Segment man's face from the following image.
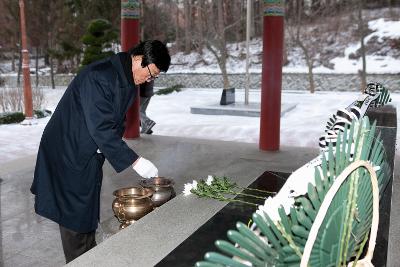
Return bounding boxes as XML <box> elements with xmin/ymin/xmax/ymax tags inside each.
<box><xmin>132</xmin><ymin>57</ymin><xmax>160</xmax><ymax>85</ymax></box>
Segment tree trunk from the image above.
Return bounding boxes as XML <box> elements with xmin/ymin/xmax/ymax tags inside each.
<box><xmin>35</xmin><ymin>47</ymin><xmax>39</xmax><ymax>88</ymax></box>
<box><xmin>152</xmin><ymin>0</ymin><xmax>157</xmax><ymax>38</ymax></box>
<box><xmin>217</xmin><ymin>1</ymin><xmax>229</xmax><ymax>89</ymax></box>
<box><xmin>197</xmin><ymin>0</ymin><xmax>204</xmax><ymax>54</ymax></box>
<box><xmin>17</xmin><ymin>48</ymin><xmax>22</xmax><ymax>87</ymax></box>
<box><xmin>11</xmin><ymin>50</ymin><xmax>16</xmax><ymax>72</ymax></box>
<box><xmin>141</xmin><ymin>0</ymin><xmax>145</xmax><ymax>41</ymax></box>
<box><xmin>287</xmin><ymin>0</ymin><xmax>295</xmax><ymax>19</ymax></box>
<box><xmin>250</xmin><ymin>0</ymin><xmax>255</xmax><ymax>38</ymax></box>
<box><xmin>206</xmin><ymin>42</ymin><xmax>229</xmax><ymax>89</ymax></box>
<box><xmin>184</xmin><ymin>0</ymin><xmax>191</xmax><ymax>54</ymax></box>
<box><xmin>388</xmin><ymin>0</ymin><xmax>396</xmax><ymax>18</ymax></box>
<box><xmin>311</xmin><ymin>0</ymin><xmax>321</xmax><ymax>15</ymax></box>
<box><xmin>50</xmin><ymin>55</ymin><xmax>55</xmax><ymax>89</ymax></box>
<box><xmin>221</xmin><ymin>62</ymin><xmax>229</xmax><ymax>89</ymax></box>
<box><xmin>283</xmin><ymin>41</ymin><xmax>289</xmax><ymax>66</ymax></box>
<box><xmin>175</xmin><ymin>0</ymin><xmax>180</xmax><ymax>48</ymax></box>
<box><xmin>307</xmin><ymin>61</ymin><xmax>315</xmax><ymax>94</ymax></box>
<box><xmin>240</xmin><ymin>0</ymin><xmax>246</xmax><ymax>42</ymax></box>
<box><xmin>299</xmin><ymin>39</ymin><xmax>315</xmax><ymax>93</ymax></box>
<box><xmin>46</xmin><ymin>10</ymin><xmax>54</xmax><ymax>88</ymax></box>
<box><xmin>357</xmin><ymin>0</ymin><xmax>367</xmax><ymax>91</ymax></box>
<box><xmin>10</xmin><ymin>35</ymin><xmax>16</xmax><ymax>72</ymax></box>
<box><xmin>297</xmin><ymin>36</ymin><xmax>315</xmax><ymax>93</ymax></box>
<box><xmin>234</xmin><ymin>1</ymin><xmax>242</xmax><ymax>50</ymax></box>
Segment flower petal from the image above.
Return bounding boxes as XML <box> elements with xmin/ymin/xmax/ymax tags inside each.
<box><xmin>192</xmin><ymin>180</ymin><xmax>198</xmax><ymax>190</ymax></box>
<box><xmin>206</xmin><ymin>175</ymin><xmax>214</xmax><ymax>185</ymax></box>
<box><xmin>183</xmin><ymin>183</ymin><xmax>193</xmax><ymax>196</ymax></box>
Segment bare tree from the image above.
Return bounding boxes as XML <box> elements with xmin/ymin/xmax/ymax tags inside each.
<box><xmin>296</xmin><ymin>35</ymin><xmax>316</xmax><ymax>93</ymax></box>
<box><xmin>175</xmin><ymin>0</ymin><xmax>181</xmax><ymax>50</ymax></box>
<box><xmin>35</xmin><ymin>47</ymin><xmax>39</xmax><ymax>87</ymax></box>
<box><xmin>287</xmin><ymin>1</ymin><xmax>314</xmax><ymax>93</ymax></box>
<box><xmin>356</xmin><ymin>0</ymin><xmax>367</xmax><ymax>91</ymax></box>
<box><xmin>11</xmin><ymin>36</ymin><xmax>16</xmax><ymax>72</ymax></box>
<box><xmin>184</xmin><ymin>0</ymin><xmax>192</xmax><ymax>54</ymax></box>
<box><xmin>196</xmin><ymin>0</ymin><xmax>205</xmax><ymax>54</ymax></box>
<box><xmin>205</xmin><ymin>1</ymin><xmax>230</xmax><ymax>88</ymax></box>
<box><xmin>286</xmin><ymin>0</ymin><xmax>329</xmax><ymax>93</ymax></box>
<box><xmin>47</xmin><ymin>1</ymin><xmax>55</xmax><ymax>88</ymax></box>
<box><xmin>17</xmin><ymin>49</ymin><xmax>22</xmax><ymax>86</ymax></box>
<box><xmin>141</xmin><ymin>0</ymin><xmax>146</xmax><ymax>41</ymax></box>
<box><xmin>234</xmin><ymin>1</ymin><xmax>244</xmax><ymax>50</ymax></box>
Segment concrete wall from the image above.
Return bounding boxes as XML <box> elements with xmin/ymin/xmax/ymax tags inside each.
<box><xmin>2</xmin><ymin>73</ymin><xmax>399</xmax><ymax>92</ymax></box>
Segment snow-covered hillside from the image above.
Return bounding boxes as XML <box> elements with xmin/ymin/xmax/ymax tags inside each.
<box><xmin>1</xmin><ymin>8</ymin><xmax>399</xmax><ymax>76</ymax></box>
<box><xmin>168</xmin><ymin>8</ymin><xmax>400</xmax><ymax>74</ymax></box>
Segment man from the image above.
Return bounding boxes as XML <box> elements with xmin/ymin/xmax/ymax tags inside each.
<box><xmin>30</xmin><ymin>40</ymin><xmax>171</xmax><ymax>263</ymax></box>
<box><xmin>139</xmin><ymin>80</ymin><xmax>156</xmax><ymax>134</ymax></box>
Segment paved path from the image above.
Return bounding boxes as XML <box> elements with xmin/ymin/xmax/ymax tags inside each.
<box><xmin>0</xmin><ymin>135</ymin><xmax>398</xmax><ymax>266</ymax></box>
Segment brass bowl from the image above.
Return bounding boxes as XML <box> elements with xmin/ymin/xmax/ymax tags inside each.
<box><xmin>112</xmin><ymin>186</ymin><xmax>154</xmax><ymax>229</ymax></box>
<box><xmin>139</xmin><ymin>177</ymin><xmax>176</xmax><ymax>207</ymax></box>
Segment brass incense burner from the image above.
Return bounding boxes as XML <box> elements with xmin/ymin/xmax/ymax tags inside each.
<box><xmin>112</xmin><ymin>186</ymin><xmax>154</xmax><ymax>229</ymax></box>
<box><xmin>139</xmin><ymin>177</ymin><xmax>176</xmax><ymax>207</ymax></box>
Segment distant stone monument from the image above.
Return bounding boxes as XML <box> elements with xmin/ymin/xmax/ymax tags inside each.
<box><xmin>220</xmin><ymin>88</ymin><xmax>235</xmax><ymax>105</ymax></box>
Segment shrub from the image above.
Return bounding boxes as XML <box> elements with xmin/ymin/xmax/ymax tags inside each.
<box><xmin>0</xmin><ymin>87</ymin><xmax>23</xmax><ymax>112</ymax></box>
<box><xmin>0</xmin><ymin>109</ymin><xmax>52</xmax><ymax>125</ymax></box>
<box><xmin>155</xmin><ymin>84</ymin><xmax>184</xmax><ymax>95</ymax></box>
<box><xmin>0</xmin><ymin>112</ymin><xmax>25</xmax><ymax>124</ymax></box>
<box><xmin>0</xmin><ymin>87</ymin><xmax>45</xmax><ymax>113</ymax></box>
<box><xmin>34</xmin><ymin>109</ymin><xmax>52</xmax><ymax>119</ymax></box>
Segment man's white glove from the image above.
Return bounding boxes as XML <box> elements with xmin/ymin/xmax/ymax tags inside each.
<box><xmin>132</xmin><ymin>157</ymin><xmax>158</xmax><ymax>178</ymax></box>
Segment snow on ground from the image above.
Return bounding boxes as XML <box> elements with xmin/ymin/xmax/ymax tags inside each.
<box><xmin>0</xmin><ymin>10</ymin><xmax>399</xmax><ymax>165</ymax></box>
<box><xmin>0</xmin><ymin>87</ymin><xmax>398</xmax><ymax>164</ymax></box>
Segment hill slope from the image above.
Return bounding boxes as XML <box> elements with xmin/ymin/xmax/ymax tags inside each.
<box><xmin>168</xmin><ymin>7</ymin><xmax>400</xmax><ymax>74</ymax></box>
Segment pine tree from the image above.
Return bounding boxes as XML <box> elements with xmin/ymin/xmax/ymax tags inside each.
<box><xmin>81</xmin><ymin>19</ymin><xmax>118</xmax><ymax>67</ymax></box>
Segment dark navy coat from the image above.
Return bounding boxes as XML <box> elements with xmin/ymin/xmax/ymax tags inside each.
<box><xmin>31</xmin><ymin>53</ymin><xmax>139</xmax><ymax>233</ymax></box>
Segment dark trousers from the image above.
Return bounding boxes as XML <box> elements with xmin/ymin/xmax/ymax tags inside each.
<box><xmin>59</xmin><ymin>225</ymin><xmax>96</xmax><ymax>263</ymax></box>
<box><xmin>140</xmin><ymin>96</ymin><xmax>152</xmax><ymax>125</ymax></box>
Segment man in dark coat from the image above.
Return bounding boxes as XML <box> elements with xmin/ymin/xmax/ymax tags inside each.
<box><xmin>30</xmin><ymin>40</ymin><xmax>171</xmax><ymax>263</ymax></box>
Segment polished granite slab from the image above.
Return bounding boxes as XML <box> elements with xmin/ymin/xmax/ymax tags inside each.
<box><xmin>156</xmin><ymin>171</ymin><xmax>289</xmax><ymax>267</ymax></box>
<box><xmin>157</xmin><ymin>157</ymin><xmax>396</xmax><ymax>267</ymax></box>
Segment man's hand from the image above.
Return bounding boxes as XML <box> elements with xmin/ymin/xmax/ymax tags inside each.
<box><xmin>132</xmin><ymin>157</ymin><xmax>158</xmax><ymax>178</ymax></box>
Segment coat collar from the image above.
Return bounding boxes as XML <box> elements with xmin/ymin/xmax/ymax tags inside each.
<box><xmin>110</xmin><ymin>52</ymin><xmax>135</xmax><ymax>89</ymax></box>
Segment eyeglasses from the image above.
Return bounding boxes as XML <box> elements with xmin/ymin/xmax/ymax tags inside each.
<box><xmin>146</xmin><ymin>65</ymin><xmax>158</xmax><ymax>81</ymax></box>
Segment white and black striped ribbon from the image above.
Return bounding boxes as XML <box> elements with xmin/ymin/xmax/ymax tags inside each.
<box><xmin>257</xmin><ymin>83</ymin><xmax>390</xmax><ymax>221</ymax></box>
<box><xmin>319</xmin><ymin>82</ymin><xmax>384</xmax><ymax>151</ymax></box>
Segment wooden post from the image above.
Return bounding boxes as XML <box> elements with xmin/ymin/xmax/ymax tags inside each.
<box><xmin>121</xmin><ymin>0</ymin><xmax>140</xmax><ymax>139</ymax></box>
<box><xmin>19</xmin><ymin>0</ymin><xmax>33</xmax><ymax>119</ymax></box>
<box><xmin>259</xmin><ymin>0</ymin><xmax>284</xmax><ymax>151</ymax></box>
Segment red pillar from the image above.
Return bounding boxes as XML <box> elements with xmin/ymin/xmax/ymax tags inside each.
<box><xmin>19</xmin><ymin>0</ymin><xmax>33</xmax><ymax>119</ymax></box>
<box><xmin>259</xmin><ymin>1</ymin><xmax>284</xmax><ymax>151</ymax></box>
<box><xmin>121</xmin><ymin>0</ymin><xmax>140</xmax><ymax>139</ymax></box>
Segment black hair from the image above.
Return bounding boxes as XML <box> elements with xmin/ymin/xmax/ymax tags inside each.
<box><xmin>128</xmin><ymin>40</ymin><xmax>171</xmax><ymax>72</ymax></box>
